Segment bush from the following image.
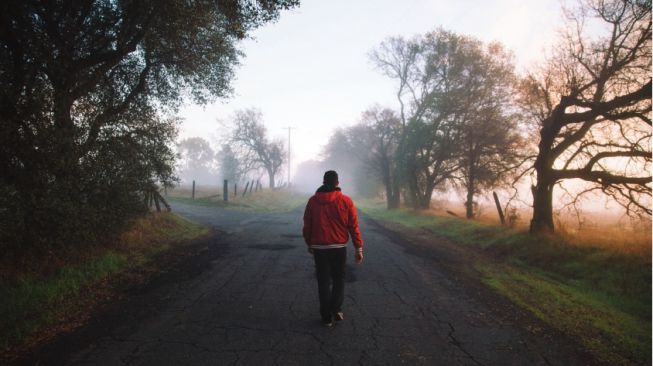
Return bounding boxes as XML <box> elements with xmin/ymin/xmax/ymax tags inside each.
<box><xmin>0</xmin><ymin>115</ymin><xmax>177</xmax><ymax>255</ymax></box>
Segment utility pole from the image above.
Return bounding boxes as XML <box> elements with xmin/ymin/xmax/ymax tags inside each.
<box><xmin>284</xmin><ymin>127</ymin><xmax>295</xmax><ymax>187</ymax></box>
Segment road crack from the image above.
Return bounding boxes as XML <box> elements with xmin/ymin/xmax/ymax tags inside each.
<box><xmin>447</xmin><ymin>322</ymin><xmax>485</xmax><ymax>366</ymax></box>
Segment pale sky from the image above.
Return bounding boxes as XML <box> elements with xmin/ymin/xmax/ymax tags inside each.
<box><xmin>178</xmin><ymin>0</ymin><xmax>564</xmax><ymax>180</ymax></box>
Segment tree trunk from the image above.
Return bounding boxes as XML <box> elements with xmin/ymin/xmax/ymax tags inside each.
<box><xmin>465</xmin><ymin>138</ymin><xmax>476</xmax><ymax>219</ymax></box>
<box><xmin>383</xmin><ymin>181</ymin><xmax>393</xmax><ymax>209</ymax></box>
<box><xmin>406</xmin><ymin>167</ymin><xmax>420</xmax><ymax>209</ymax></box>
<box><xmin>530</xmin><ymin>112</ymin><xmax>560</xmax><ymax>234</ymax></box>
<box><xmin>268</xmin><ymin>171</ymin><xmax>275</xmax><ymax>189</ymax></box>
<box><xmin>530</xmin><ymin>132</ymin><xmax>556</xmax><ymax>234</ymax></box>
<box><xmin>381</xmin><ymin>157</ymin><xmax>399</xmax><ymax>209</ymax></box>
<box><xmin>530</xmin><ymin>178</ymin><xmax>555</xmax><ymax>234</ymax></box>
<box><xmin>465</xmin><ymin>187</ymin><xmax>474</xmax><ymax>219</ymax></box>
<box><xmin>412</xmin><ymin>178</ymin><xmax>434</xmax><ymax>210</ymax></box>
<box><xmin>387</xmin><ymin>158</ymin><xmax>402</xmax><ymax>209</ymax></box>
<box><xmin>465</xmin><ymin>166</ymin><xmax>475</xmax><ymax>219</ymax></box>
<box><xmin>418</xmin><ymin>193</ymin><xmax>431</xmax><ymax>209</ymax></box>
<box><xmin>388</xmin><ymin>181</ymin><xmax>400</xmax><ymax>209</ymax></box>
<box><xmin>418</xmin><ymin>181</ymin><xmax>436</xmax><ymax>209</ymax></box>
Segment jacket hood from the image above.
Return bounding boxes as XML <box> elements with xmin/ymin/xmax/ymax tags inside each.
<box><xmin>315</xmin><ymin>185</ymin><xmax>341</xmax><ymax>203</ymax></box>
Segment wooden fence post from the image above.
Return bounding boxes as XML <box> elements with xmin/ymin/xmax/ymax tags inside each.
<box><xmin>153</xmin><ymin>192</ymin><xmax>161</xmax><ymax>212</ymax></box>
<box><xmin>157</xmin><ymin>192</ymin><xmax>171</xmax><ymax>212</ymax></box>
<box><xmin>192</xmin><ymin>180</ymin><xmax>196</xmax><ymax>200</ymax></box>
<box><xmin>223</xmin><ymin>179</ymin><xmax>228</xmax><ymax>202</ymax></box>
<box><xmin>234</xmin><ymin>183</ymin><xmax>237</xmax><ymax>197</ymax></box>
<box><xmin>493</xmin><ymin>191</ymin><xmax>505</xmax><ymax>225</ymax></box>
<box><xmin>243</xmin><ymin>181</ymin><xmax>250</xmax><ymax>197</ymax></box>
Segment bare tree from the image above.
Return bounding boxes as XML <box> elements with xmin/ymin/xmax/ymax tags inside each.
<box><xmin>520</xmin><ymin>0</ymin><xmax>651</xmax><ymax>234</ymax></box>
<box><xmin>228</xmin><ymin>109</ymin><xmax>285</xmax><ymax>188</ymax></box>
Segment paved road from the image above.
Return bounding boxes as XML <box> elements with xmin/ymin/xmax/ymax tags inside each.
<box><xmin>62</xmin><ymin>202</ymin><xmax>588</xmax><ymax>366</ymax></box>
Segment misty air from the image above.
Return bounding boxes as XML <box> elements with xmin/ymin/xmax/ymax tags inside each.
<box><xmin>1</xmin><ymin>1</ymin><xmax>650</xmax><ymax>365</ymax></box>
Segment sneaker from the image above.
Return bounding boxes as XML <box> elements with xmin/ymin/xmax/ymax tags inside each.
<box><xmin>334</xmin><ymin>312</ymin><xmax>344</xmax><ymax>321</ymax></box>
<box><xmin>322</xmin><ymin>319</ymin><xmax>334</xmax><ymax>327</ymax></box>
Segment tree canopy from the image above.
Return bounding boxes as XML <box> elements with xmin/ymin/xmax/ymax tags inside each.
<box><xmin>370</xmin><ymin>29</ymin><xmax>523</xmax><ymax>210</ymax></box>
<box><xmin>0</xmin><ymin>0</ymin><xmax>298</xmax><ymax>251</ymax></box>
<box><xmin>177</xmin><ymin>137</ymin><xmax>218</xmax><ymax>184</ymax></box>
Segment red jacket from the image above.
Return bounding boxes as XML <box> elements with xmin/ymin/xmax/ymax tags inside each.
<box><xmin>303</xmin><ymin>188</ymin><xmax>363</xmax><ymax>250</ymax></box>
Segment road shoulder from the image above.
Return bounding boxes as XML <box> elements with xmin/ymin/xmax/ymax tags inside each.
<box><xmin>364</xmin><ymin>215</ymin><xmax>602</xmax><ymax>366</ymax></box>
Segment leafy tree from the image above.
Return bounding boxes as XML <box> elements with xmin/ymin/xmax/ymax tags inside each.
<box><xmin>360</xmin><ymin>106</ymin><xmax>402</xmax><ymax>207</ymax></box>
<box><xmin>372</xmin><ymin>30</ymin><xmax>519</xmax><ymax>210</ymax></box>
<box><xmin>217</xmin><ymin>143</ymin><xmax>243</xmax><ymax>184</ymax></box>
<box><xmin>228</xmin><ymin>109</ymin><xmax>285</xmax><ymax>188</ymax></box>
<box><xmin>457</xmin><ymin>110</ymin><xmax>524</xmax><ymax>219</ymax></box>
<box><xmin>322</xmin><ymin>124</ymin><xmax>382</xmax><ymax>198</ymax></box>
<box><xmin>452</xmin><ymin>43</ymin><xmax>523</xmax><ymax>219</ymax></box>
<box><xmin>0</xmin><ymin>0</ymin><xmax>298</xmax><ymax>251</ymax></box>
<box><xmin>177</xmin><ymin>137</ymin><xmax>217</xmax><ymax>184</ymax></box>
<box><xmin>520</xmin><ymin>0</ymin><xmax>651</xmax><ymax>233</ymax></box>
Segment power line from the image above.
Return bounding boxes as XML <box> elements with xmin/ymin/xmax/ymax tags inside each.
<box><xmin>283</xmin><ymin>127</ymin><xmax>296</xmax><ymax>187</ymax></box>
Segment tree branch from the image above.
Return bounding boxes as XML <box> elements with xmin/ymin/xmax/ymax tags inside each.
<box><xmin>562</xmin><ymin>79</ymin><xmax>652</xmax><ymax>125</ymax></box>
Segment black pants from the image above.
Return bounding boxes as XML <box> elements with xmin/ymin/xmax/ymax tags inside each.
<box><xmin>313</xmin><ymin>247</ymin><xmax>346</xmax><ymax>322</ymax></box>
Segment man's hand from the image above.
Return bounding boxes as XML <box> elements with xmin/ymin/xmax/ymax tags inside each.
<box><xmin>355</xmin><ymin>250</ymin><xmax>363</xmax><ymax>264</ymax></box>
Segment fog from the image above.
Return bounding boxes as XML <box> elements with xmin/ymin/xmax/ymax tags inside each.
<box><xmin>173</xmin><ymin>0</ymin><xmax>650</xmax><ymax>232</ymax></box>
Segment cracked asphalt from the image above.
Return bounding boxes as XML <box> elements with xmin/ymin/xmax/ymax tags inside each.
<box><xmin>57</xmin><ymin>202</ymin><xmax>590</xmax><ymax>366</ymax></box>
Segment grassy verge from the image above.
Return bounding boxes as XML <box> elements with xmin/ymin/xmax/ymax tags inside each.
<box><xmin>359</xmin><ymin>201</ymin><xmax>651</xmax><ymax>365</ymax></box>
<box><xmin>168</xmin><ymin>189</ymin><xmax>309</xmax><ymax>213</ymax></box>
<box><xmin>0</xmin><ymin>212</ymin><xmax>209</xmax><ymax>359</ymax></box>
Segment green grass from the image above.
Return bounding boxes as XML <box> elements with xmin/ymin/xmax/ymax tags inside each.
<box><xmin>0</xmin><ymin>253</ymin><xmax>127</xmax><ymax>350</ymax></box>
<box><xmin>359</xmin><ymin>201</ymin><xmax>651</xmax><ymax>365</ymax></box>
<box><xmin>359</xmin><ymin>202</ymin><xmax>518</xmax><ymax>248</ymax></box>
<box><xmin>0</xmin><ymin>212</ymin><xmax>209</xmax><ymax>356</ymax></box>
<box><xmin>479</xmin><ymin>265</ymin><xmax>648</xmax><ymax>365</ymax></box>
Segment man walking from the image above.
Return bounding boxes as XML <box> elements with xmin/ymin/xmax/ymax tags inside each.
<box><xmin>303</xmin><ymin>170</ymin><xmax>363</xmax><ymax>326</ymax></box>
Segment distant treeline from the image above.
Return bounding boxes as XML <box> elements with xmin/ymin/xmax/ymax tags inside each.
<box><xmin>176</xmin><ymin>108</ymin><xmax>288</xmax><ymax>192</ymax></box>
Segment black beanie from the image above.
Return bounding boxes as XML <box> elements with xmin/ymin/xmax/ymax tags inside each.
<box><xmin>323</xmin><ymin>170</ymin><xmax>338</xmax><ymax>186</ymax></box>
